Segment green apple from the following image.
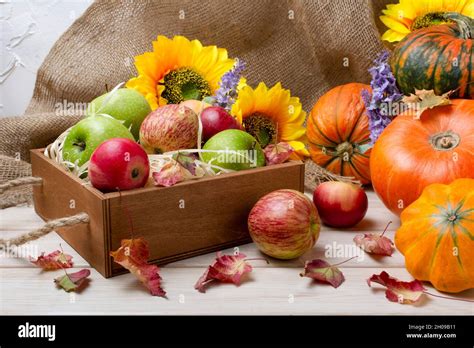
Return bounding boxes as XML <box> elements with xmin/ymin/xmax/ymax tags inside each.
<box><xmin>87</xmin><ymin>88</ymin><xmax>151</xmax><ymax>139</ymax></box>
<box><xmin>201</xmin><ymin>129</ymin><xmax>265</xmax><ymax>171</ymax></box>
<box><xmin>63</xmin><ymin>116</ymin><xmax>134</xmax><ymax>166</ymax></box>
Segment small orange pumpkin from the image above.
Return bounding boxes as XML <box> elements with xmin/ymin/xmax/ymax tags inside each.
<box><xmin>395</xmin><ymin>178</ymin><xmax>474</xmax><ymax>293</ymax></box>
<box><xmin>307</xmin><ymin>83</ymin><xmax>372</xmax><ymax>184</ymax></box>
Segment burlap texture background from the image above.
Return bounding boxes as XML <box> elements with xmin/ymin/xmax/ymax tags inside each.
<box><xmin>0</xmin><ymin>0</ymin><xmax>392</xmax><ymax>166</ymax></box>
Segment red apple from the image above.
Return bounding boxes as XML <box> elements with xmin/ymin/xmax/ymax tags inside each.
<box><xmin>312</xmin><ymin>181</ymin><xmax>368</xmax><ymax>228</ymax></box>
<box><xmin>140</xmin><ymin>104</ymin><xmax>198</xmax><ymax>153</ymax></box>
<box><xmin>248</xmin><ymin>189</ymin><xmax>320</xmax><ymax>259</ymax></box>
<box><xmin>89</xmin><ymin>138</ymin><xmax>149</xmax><ymax>192</ymax></box>
<box><xmin>200</xmin><ymin>106</ymin><xmax>241</xmax><ymax>141</ymax></box>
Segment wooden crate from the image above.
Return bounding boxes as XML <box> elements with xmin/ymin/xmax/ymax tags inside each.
<box><xmin>30</xmin><ymin>149</ymin><xmax>305</xmax><ymax>278</ymax></box>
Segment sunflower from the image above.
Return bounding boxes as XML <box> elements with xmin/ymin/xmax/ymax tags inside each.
<box><xmin>380</xmin><ymin>0</ymin><xmax>474</xmax><ymax>42</ymax></box>
<box><xmin>126</xmin><ymin>36</ymin><xmax>235</xmax><ymax>110</ymax></box>
<box><xmin>231</xmin><ymin>82</ymin><xmax>309</xmax><ymax>159</ymax></box>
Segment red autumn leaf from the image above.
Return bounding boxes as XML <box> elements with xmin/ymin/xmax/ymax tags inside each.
<box><xmin>367</xmin><ymin>271</ymin><xmax>425</xmax><ymax>304</ymax></box>
<box><xmin>195</xmin><ymin>252</ymin><xmax>253</xmax><ymax>292</ymax></box>
<box><xmin>54</xmin><ymin>269</ymin><xmax>90</xmax><ymax>292</ymax></box>
<box><xmin>110</xmin><ymin>238</ymin><xmax>166</xmax><ymax>297</ymax></box>
<box><xmin>300</xmin><ymin>259</ymin><xmax>345</xmax><ymax>288</ymax></box>
<box><xmin>30</xmin><ymin>250</ymin><xmax>73</xmax><ymax>270</ymax></box>
<box><xmin>354</xmin><ymin>221</ymin><xmax>394</xmax><ymax>256</ymax></box>
<box><xmin>263</xmin><ymin>142</ymin><xmax>294</xmax><ymax>165</ymax></box>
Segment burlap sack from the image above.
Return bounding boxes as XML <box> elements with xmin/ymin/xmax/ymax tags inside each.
<box><xmin>0</xmin><ymin>0</ymin><xmax>393</xmax><ymax>167</ymax></box>
<box><xmin>0</xmin><ymin>155</ymin><xmax>34</xmax><ymax>208</ymax></box>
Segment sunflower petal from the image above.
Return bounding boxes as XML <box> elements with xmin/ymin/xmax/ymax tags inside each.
<box><xmin>127</xmin><ymin>35</ymin><xmax>234</xmax><ymax>108</ymax></box>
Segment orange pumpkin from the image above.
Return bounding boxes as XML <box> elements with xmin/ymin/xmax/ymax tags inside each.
<box><xmin>395</xmin><ymin>178</ymin><xmax>474</xmax><ymax>293</ymax></box>
<box><xmin>307</xmin><ymin>83</ymin><xmax>372</xmax><ymax>185</ymax></box>
<box><xmin>371</xmin><ymin>99</ymin><xmax>474</xmax><ymax>216</ymax></box>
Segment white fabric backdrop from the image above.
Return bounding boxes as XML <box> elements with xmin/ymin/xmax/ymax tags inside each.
<box><xmin>0</xmin><ymin>0</ymin><xmax>90</xmax><ymax>117</ymax></box>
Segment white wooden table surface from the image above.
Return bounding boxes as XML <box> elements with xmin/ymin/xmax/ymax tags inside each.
<box><xmin>1</xmin><ymin>191</ymin><xmax>473</xmax><ymax>315</ymax></box>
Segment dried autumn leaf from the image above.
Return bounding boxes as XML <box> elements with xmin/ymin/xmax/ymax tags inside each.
<box><xmin>110</xmin><ymin>238</ymin><xmax>165</xmax><ymax>297</ymax></box>
<box><xmin>54</xmin><ymin>269</ymin><xmax>90</xmax><ymax>292</ymax></box>
<box><xmin>152</xmin><ymin>153</ymin><xmax>206</xmax><ymax>187</ymax></box>
<box><xmin>353</xmin><ymin>222</ymin><xmax>394</xmax><ymax>256</ymax></box>
<box><xmin>367</xmin><ymin>271</ymin><xmax>425</xmax><ymax>304</ymax></box>
<box><xmin>195</xmin><ymin>252</ymin><xmax>253</xmax><ymax>293</ymax></box>
<box><xmin>402</xmin><ymin>89</ymin><xmax>451</xmax><ymax>119</ymax></box>
<box><xmin>30</xmin><ymin>250</ymin><xmax>73</xmax><ymax>270</ymax></box>
<box><xmin>264</xmin><ymin>142</ymin><xmax>294</xmax><ymax>165</ymax></box>
<box><xmin>152</xmin><ymin>161</ymin><xmax>187</xmax><ymax>187</ymax></box>
<box><xmin>300</xmin><ymin>259</ymin><xmax>345</xmax><ymax>288</ymax></box>
<box><xmin>174</xmin><ymin>152</ymin><xmax>198</xmax><ymax>175</ymax></box>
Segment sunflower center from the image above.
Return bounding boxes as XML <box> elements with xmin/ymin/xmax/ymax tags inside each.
<box><xmin>160</xmin><ymin>67</ymin><xmax>212</xmax><ymax>104</ymax></box>
<box><xmin>243</xmin><ymin>113</ymin><xmax>277</xmax><ymax>147</ymax></box>
<box><xmin>411</xmin><ymin>12</ymin><xmax>452</xmax><ymax>31</ymax></box>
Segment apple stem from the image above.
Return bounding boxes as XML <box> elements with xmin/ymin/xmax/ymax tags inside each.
<box><xmin>332</xmin><ymin>255</ymin><xmax>358</xmax><ymax>267</ymax></box>
<box><xmin>244</xmin><ymin>257</ymin><xmax>270</xmax><ymax>264</ymax></box>
<box><xmin>423</xmin><ymin>291</ymin><xmax>474</xmax><ymax>303</ymax></box>
<box><xmin>381</xmin><ymin>221</ymin><xmax>392</xmax><ymax>237</ymax></box>
<box><xmin>105</xmin><ymin>84</ymin><xmax>109</xmax><ymax>93</ymax></box>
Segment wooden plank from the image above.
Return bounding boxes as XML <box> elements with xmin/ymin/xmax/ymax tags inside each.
<box><xmin>0</xmin><ymin>205</ymin><xmax>405</xmax><ymax>269</ymax></box>
<box><xmin>30</xmin><ymin>149</ymin><xmax>108</xmax><ymax>276</ymax></box>
<box><xmin>1</xmin><ymin>267</ymin><xmax>472</xmax><ymax>315</ymax></box>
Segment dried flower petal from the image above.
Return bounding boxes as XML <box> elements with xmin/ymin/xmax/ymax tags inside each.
<box><xmin>367</xmin><ymin>271</ymin><xmax>425</xmax><ymax>304</ymax></box>
<box><xmin>300</xmin><ymin>259</ymin><xmax>345</xmax><ymax>288</ymax></box>
<box><xmin>195</xmin><ymin>252</ymin><xmax>253</xmax><ymax>292</ymax></box>
<box><xmin>110</xmin><ymin>238</ymin><xmax>165</xmax><ymax>297</ymax></box>
<box><xmin>264</xmin><ymin>142</ymin><xmax>294</xmax><ymax>165</ymax></box>
<box><xmin>30</xmin><ymin>250</ymin><xmax>73</xmax><ymax>270</ymax></box>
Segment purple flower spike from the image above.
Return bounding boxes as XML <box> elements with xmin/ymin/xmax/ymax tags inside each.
<box><xmin>213</xmin><ymin>59</ymin><xmax>246</xmax><ymax>111</ymax></box>
<box><xmin>362</xmin><ymin>51</ymin><xmax>403</xmax><ymax>145</ymax></box>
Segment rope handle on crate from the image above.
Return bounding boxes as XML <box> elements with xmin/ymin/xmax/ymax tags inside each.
<box><xmin>0</xmin><ymin>176</ymin><xmax>90</xmax><ymax>248</ymax></box>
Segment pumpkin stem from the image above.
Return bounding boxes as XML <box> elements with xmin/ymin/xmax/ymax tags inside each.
<box><xmin>442</xmin><ymin>12</ymin><xmax>474</xmax><ymax>39</ymax></box>
<box><xmin>429</xmin><ymin>131</ymin><xmax>460</xmax><ymax>152</ymax></box>
<box><xmin>336</xmin><ymin>142</ymin><xmax>354</xmax><ymax>160</ymax></box>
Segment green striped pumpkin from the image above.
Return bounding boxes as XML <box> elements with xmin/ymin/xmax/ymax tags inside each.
<box><xmin>391</xmin><ymin>13</ymin><xmax>473</xmax><ymax>99</ymax></box>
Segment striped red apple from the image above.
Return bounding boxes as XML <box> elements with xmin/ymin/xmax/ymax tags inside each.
<box><xmin>248</xmin><ymin>189</ymin><xmax>320</xmax><ymax>259</ymax></box>
<box><xmin>312</xmin><ymin>181</ymin><xmax>368</xmax><ymax>227</ymax></box>
<box><xmin>139</xmin><ymin>104</ymin><xmax>198</xmax><ymax>154</ymax></box>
